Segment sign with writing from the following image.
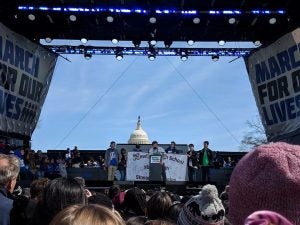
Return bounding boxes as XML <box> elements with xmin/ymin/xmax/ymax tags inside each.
<box><xmin>244</xmin><ymin>28</ymin><xmax>300</xmax><ymax>141</ymax></box>
<box><xmin>126</xmin><ymin>152</ymin><xmax>187</xmax><ymax>181</ymax></box>
<box><xmin>0</xmin><ymin>23</ymin><xmax>57</xmax><ymax>137</ymax></box>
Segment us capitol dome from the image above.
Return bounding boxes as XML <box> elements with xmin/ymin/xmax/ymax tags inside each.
<box><xmin>128</xmin><ymin>116</ymin><xmax>150</xmax><ymax>144</ymax></box>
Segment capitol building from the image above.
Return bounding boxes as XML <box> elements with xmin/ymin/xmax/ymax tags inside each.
<box><xmin>128</xmin><ymin>116</ymin><xmax>150</xmax><ymax>144</ymax></box>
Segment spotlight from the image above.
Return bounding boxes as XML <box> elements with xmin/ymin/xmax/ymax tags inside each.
<box><xmin>149</xmin><ymin>40</ymin><xmax>157</xmax><ymax>46</ymax></box>
<box><xmin>193</xmin><ymin>17</ymin><xmax>200</xmax><ymax>24</ymax></box>
<box><xmin>84</xmin><ymin>53</ymin><xmax>92</xmax><ymax>60</ymax></box>
<box><xmin>187</xmin><ymin>40</ymin><xmax>194</xmax><ymax>46</ymax></box>
<box><xmin>269</xmin><ymin>17</ymin><xmax>276</xmax><ymax>24</ymax></box>
<box><xmin>28</xmin><ymin>14</ymin><xmax>35</xmax><ymax>21</ymax></box>
<box><xmin>69</xmin><ymin>14</ymin><xmax>77</xmax><ymax>22</ymax></box>
<box><xmin>111</xmin><ymin>38</ymin><xmax>119</xmax><ymax>44</ymax></box>
<box><xmin>228</xmin><ymin>17</ymin><xmax>236</xmax><ymax>24</ymax></box>
<box><xmin>149</xmin><ymin>17</ymin><xmax>157</xmax><ymax>24</ymax></box>
<box><xmin>164</xmin><ymin>40</ymin><xmax>173</xmax><ymax>48</ymax></box>
<box><xmin>212</xmin><ymin>54</ymin><xmax>219</xmax><ymax>62</ymax></box>
<box><xmin>81</xmin><ymin>38</ymin><xmax>88</xmax><ymax>44</ymax></box>
<box><xmin>218</xmin><ymin>40</ymin><xmax>226</xmax><ymax>46</ymax></box>
<box><xmin>116</xmin><ymin>52</ymin><xmax>123</xmax><ymax>61</ymax></box>
<box><xmin>180</xmin><ymin>51</ymin><xmax>188</xmax><ymax>61</ymax></box>
<box><xmin>253</xmin><ymin>40</ymin><xmax>261</xmax><ymax>47</ymax></box>
<box><xmin>106</xmin><ymin>16</ymin><xmax>114</xmax><ymax>23</ymax></box>
<box><xmin>45</xmin><ymin>37</ymin><xmax>52</xmax><ymax>43</ymax></box>
<box><xmin>148</xmin><ymin>54</ymin><xmax>156</xmax><ymax>61</ymax></box>
<box><xmin>132</xmin><ymin>40</ymin><xmax>141</xmax><ymax>48</ymax></box>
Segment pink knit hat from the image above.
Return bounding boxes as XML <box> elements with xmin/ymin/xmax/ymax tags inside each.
<box><xmin>244</xmin><ymin>210</ymin><xmax>293</xmax><ymax>225</ymax></box>
<box><xmin>229</xmin><ymin>142</ymin><xmax>300</xmax><ymax>225</ymax></box>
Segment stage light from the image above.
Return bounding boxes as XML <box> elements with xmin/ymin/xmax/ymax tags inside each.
<box><xmin>218</xmin><ymin>40</ymin><xmax>226</xmax><ymax>46</ymax></box>
<box><xmin>132</xmin><ymin>40</ymin><xmax>141</xmax><ymax>48</ymax></box>
<box><xmin>253</xmin><ymin>40</ymin><xmax>261</xmax><ymax>47</ymax></box>
<box><xmin>106</xmin><ymin>15</ymin><xmax>114</xmax><ymax>23</ymax></box>
<box><xmin>69</xmin><ymin>14</ymin><xmax>77</xmax><ymax>22</ymax></box>
<box><xmin>180</xmin><ymin>51</ymin><xmax>188</xmax><ymax>61</ymax></box>
<box><xmin>28</xmin><ymin>14</ymin><xmax>35</xmax><ymax>21</ymax></box>
<box><xmin>149</xmin><ymin>40</ymin><xmax>157</xmax><ymax>46</ymax></box>
<box><xmin>212</xmin><ymin>54</ymin><xmax>219</xmax><ymax>62</ymax></box>
<box><xmin>148</xmin><ymin>54</ymin><xmax>156</xmax><ymax>61</ymax></box>
<box><xmin>228</xmin><ymin>17</ymin><xmax>236</xmax><ymax>24</ymax></box>
<box><xmin>187</xmin><ymin>40</ymin><xmax>194</xmax><ymax>46</ymax></box>
<box><xmin>45</xmin><ymin>37</ymin><xmax>52</xmax><ymax>43</ymax></box>
<box><xmin>164</xmin><ymin>40</ymin><xmax>173</xmax><ymax>48</ymax></box>
<box><xmin>116</xmin><ymin>52</ymin><xmax>123</xmax><ymax>60</ymax></box>
<box><xmin>269</xmin><ymin>17</ymin><xmax>276</xmax><ymax>24</ymax></box>
<box><xmin>84</xmin><ymin>52</ymin><xmax>92</xmax><ymax>60</ymax></box>
<box><xmin>111</xmin><ymin>38</ymin><xmax>119</xmax><ymax>44</ymax></box>
<box><xmin>149</xmin><ymin>17</ymin><xmax>156</xmax><ymax>24</ymax></box>
<box><xmin>193</xmin><ymin>17</ymin><xmax>200</xmax><ymax>24</ymax></box>
<box><xmin>80</xmin><ymin>38</ymin><xmax>88</xmax><ymax>44</ymax></box>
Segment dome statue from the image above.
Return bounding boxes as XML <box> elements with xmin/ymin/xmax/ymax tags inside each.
<box><xmin>128</xmin><ymin>116</ymin><xmax>150</xmax><ymax>144</ymax></box>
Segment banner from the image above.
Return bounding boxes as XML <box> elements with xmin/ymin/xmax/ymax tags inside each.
<box><xmin>0</xmin><ymin>23</ymin><xmax>57</xmax><ymax>137</ymax></box>
<box><xmin>126</xmin><ymin>152</ymin><xmax>187</xmax><ymax>181</ymax></box>
<box><xmin>244</xmin><ymin>28</ymin><xmax>300</xmax><ymax>141</ymax></box>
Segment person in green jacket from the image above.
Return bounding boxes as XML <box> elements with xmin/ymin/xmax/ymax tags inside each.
<box><xmin>198</xmin><ymin>141</ymin><xmax>213</xmax><ymax>183</ymax></box>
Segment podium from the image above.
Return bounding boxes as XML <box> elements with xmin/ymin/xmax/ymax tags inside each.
<box><xmin>149</xmin><ymin>154</ymin><xmax>163</xmax><ymax>181</ymax></box>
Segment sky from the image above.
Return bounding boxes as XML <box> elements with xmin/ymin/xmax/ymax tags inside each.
<box><xmin>31</xmin><ymin>40</ymin><xmax>259</xmax><ymax>152</ymax></box>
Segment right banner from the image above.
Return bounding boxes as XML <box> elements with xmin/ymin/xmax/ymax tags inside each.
<box><xmin>244</xmin><ymin>28</ymin><xmax>300</xmax><ymax>141</ymax></box>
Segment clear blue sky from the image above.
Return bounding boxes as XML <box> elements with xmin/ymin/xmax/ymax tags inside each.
<box><xmin>31</xmin><ymin>40</ymin><xmax>259</xmax><ymax>151</ymax></box>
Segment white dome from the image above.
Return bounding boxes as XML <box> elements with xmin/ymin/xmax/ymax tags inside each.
<box><xmin>128</xmin><ymin>116</ymin><xmax>150</xmax><ymax>144</ymax></box>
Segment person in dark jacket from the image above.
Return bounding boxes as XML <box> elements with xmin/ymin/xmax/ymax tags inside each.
<box><xmin>0</xmin><ymin>154</ymin><xmax>20</xmax><ymax>225</ymax></box>
<box><xmin>198</xmin><ymin>141</ymin><xmax>213</xmax><ymax>183</ymax></box>
<box><xmin>187</xmin><ymin>144</ymin><xmax>198</xmax><ymax>182</ymax></box>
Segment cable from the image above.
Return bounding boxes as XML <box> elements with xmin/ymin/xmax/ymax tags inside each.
<box><xmin>54</xmin><ymin>57</ymin><xmax>138</xmax><ymax>149</ymax></box>
<box><xmin>165</xmin><ymin>57</ymin><xmax>240</xmax><ymax>145</ymax></box>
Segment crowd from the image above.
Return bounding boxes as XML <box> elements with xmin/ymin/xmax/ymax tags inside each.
<box><xmin>0</xmin><ymin>141</ymin><xmax>299</xmax><ymax>225</ymax></box>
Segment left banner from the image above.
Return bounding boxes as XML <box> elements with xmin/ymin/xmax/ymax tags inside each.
<box><xmin>0</xmin><ymin>23</ymin><xmax>58</xmax><ymax>137</ymax></box>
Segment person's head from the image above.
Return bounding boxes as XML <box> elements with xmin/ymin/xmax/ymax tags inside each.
<box><xmin>121</xmin><ymin>148</ymin><xmax>127</xmax><ymax>155</ymax></box>
<box><xmin>146</xmin><ymin>191</ymin><xmax>173</xmax><ymax>220</ymax></box>
<box><xmin>30</xmin><ymin>178</ymin><xmax>50</xmax><ymax>202</ymax></box>
<box><xmin>152</xmin><ymin>141</ymin><xmax>158</xmax><ymax>149</ymax></box>
<box><xmin>108</xmin><ymin>184</ymin><xmax>121</xmax><ymax>199</ymax></box>
<box><xmin>126</xmin><ymin>216</ymin><xmax>148</xmax><ymax>225</ymax></box>
<box><xmin>188</xmin><ymin>144</ymin><xmax>194</xmax><ymax>151</ymax></box>
<box><xmin>110</xmin><ymin>141</ymin><xmax>116</xmax><ymax>149</ymax></box>
<box><xmin>229</xmin><ymin>142</ymin><xmax>300</xmax><ymax>225</ymax></box>
<box><xmin>0</xmin><ymin>154</ymin><xmax>20</xmax><ymax>193</ymax></box>
<box><xmin>203</xmin><ymin>141</ymin><xmax>209</xmax><ymax>148</ymax></box>
<box><xmin>88</xmin><ymin>193</ymin><xmax>113</xmax><ymax>209</ymax></box>
<box><xmin>135</xmin><ymin>144</ymin><xmax>140</xmax><ymax>149</ymax></box>
<box><xmin>49</xmin><ymin>204</ymin><xmax>125</xmax><ymax>225</ymax></box>
<box><xmin>44</xmin><ymin>177</ymin><xmax>86</xmax><ymax>218</ymax></box>
<box><xmin>166</xmin><ymin>202</ymin><xmax>184</xmax><ymax>223</ymax></box>
<box><xmin>123</xmin><ymin>187</ymin><xmax>147</xmax><ymax>216</ymax></box>
<box><xmin>74</xmin><ymin>176</ymin><xmax>86</xmax><ymax>188</ymax></box>
<box><xmin>170</xmin><ymin>141</ymin><xmax>176</xmax><ymax>148</ymax></box>
<box><xmin>178</xmin><ymin>184</ymin><xmax>225</xmax><ymax>225</ymax></box>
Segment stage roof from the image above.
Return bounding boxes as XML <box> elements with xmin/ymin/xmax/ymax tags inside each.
<box><xmin>1</xmin><ymin>0</ymin><xmax>299</xmax><ymax>46</ymax></box>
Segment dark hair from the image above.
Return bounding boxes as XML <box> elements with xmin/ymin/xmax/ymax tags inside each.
<box><xmin>30</xmin><ymin>178</ymin><xmax>50</xmax><ymax>202</ymax></box>
<box><xmin>123</xmin><ymin>187</ymin><xmax>146</xmax><ymax>216</ymax></box>
<box><xmin>88</xmin><ymin>193</ymin><xmax>113</xmax><ymax>209</ymax></box>
<box><xmin>204</xmin><ymin>141</ymin><xmax>209</xmax><ymax>145</ymax></box>
<box><xmin>110</xmin><ymin>141</ymin><xmax>116</xmax><ymax>145</ymax></box>
<box><xmin>135</xmin><ymin>144</ymin><xmax>140</xmax><ymax>149</ymax></box>
<box><xmin>108</xmin><ymin>184</ymin><xmax>120</xmax><ymax>199</ymax></box>
<box><xmin>126</xmin><ymin>216</ymin><xmax>148</xmax><ymax>225</ymax></box>
<box><xmin>74</xmin><ymin>176</ymin><xmax>86</xmax><ymax>187</ymax></box>
<box><xmin>188</xmin><ymin>144</ymin><xmax>194</xmax><ymax>147</ymax></box>
<box><xmin>152</xmin><ymin>141</ymin><xmax>158</xmax><ymax>145</ymax></box>
<box><xmin>166</xmin><ymin>203</ymin><xmax>183</xmax><ymax>223</ymax></box>
<box><xmin>171</xmin><ymin>141</ymin><xmax>176</xmax><ymax>145</ymax></box>
<box><xmin>146</xmin><ymin>192</ymin><xmax>172</xmax><ymax>220</ymax></box>
<box><xmin>44</xmin><ymin>177</ymin><xmax>86</xmax><ymax>218</ymax></box>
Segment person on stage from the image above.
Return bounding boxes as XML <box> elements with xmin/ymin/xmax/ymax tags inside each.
<box><xmin>148</xmin><ymin>141</ymin><xmax>166</xmax><ymax>181</ymax></box>
<box><xmin>118</xmin><ymin>148</ymin><xmax>127</xmax><ymax>181</ymax></box>
<box><xmin>187</xmin><ymin>144</ymin><xmax>198</xmax><ymax>182</ymax></box>
<box><xmin>165</xmin><ymin>141</ymin><xmax>178</xmax><ymax>154</ymax></box>
<box><xmin>104</xmin><ymin>141</ymin><xmax>119</xmax><ymax>181</ymax></box>
<box><xmin>198</xmin><ymin>141</ymin><xmax>213</xmax><ymax>183</ymax></box>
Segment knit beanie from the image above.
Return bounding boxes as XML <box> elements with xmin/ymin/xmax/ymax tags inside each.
<box><xmin>244</xmin><ymin>210</ymin><xmax>293</xmax><ymax>225</ymax></box>
<box><xmin>178</xmin><ymin>184</ymin><xmax>225</xmax><ymax>225</ymax></box>
<box><xmin>229</xmin><ymin>142</ymin><xmax>300</xmax><ymax>225</ymax></box>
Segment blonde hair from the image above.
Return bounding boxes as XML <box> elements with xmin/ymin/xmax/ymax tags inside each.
<box><xmin>0</xmin><ymin>154</ymin><xmax>20</xmax><ymax>186</ymax></box>
<box><xmin>50</xmin><ymin>204</ymin><xmax>125</xmax><ymax>225</ymax></box>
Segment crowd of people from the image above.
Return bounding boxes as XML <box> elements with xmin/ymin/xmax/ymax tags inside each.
<box><xmin>0</xmin><ymin>141</ymin><xmax>299</xmax><ymax>225</ymax></box>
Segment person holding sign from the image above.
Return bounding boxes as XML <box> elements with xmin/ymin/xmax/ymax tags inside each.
<box><xmin>198</xmin><ymin>141</ymin><xmax>213</xmax><ymax>183</ymax></box>
<box><xmin>104</xmin><ymin>141</ymin><xmax>119</xmax><ymax>181</ymax></box>
<box><xmin>148</xmin><ymin>141</ymin><xmax>166</xmax><ymax>181</ymax></box>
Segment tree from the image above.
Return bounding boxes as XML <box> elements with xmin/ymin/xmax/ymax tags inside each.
<box><xmin>239</xmin><ymin>116</ymin><xmax>268</xmax><ymax>151</ymax></box>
